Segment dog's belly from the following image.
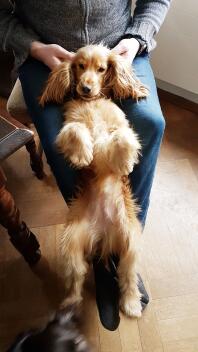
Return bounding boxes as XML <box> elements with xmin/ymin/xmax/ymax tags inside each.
<box><xmin>89</xmin><ymin>177</ymin><xmax>118</xmax><ymax>225</ymax></box>
<box><xmin>92</xmin><ymin>192</ymin><xmax>116</xmax><ymax>232</ymax></box>
<box><xmin>86</xmin><ymin>175</ymin><xmax>126</xmax><ymax>256</ymax></box>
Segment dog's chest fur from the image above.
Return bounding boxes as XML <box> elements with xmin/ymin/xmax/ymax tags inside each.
<box><xmin>65</xmin><ymin>98</ymin><xmax>127</xmax><ymax>139</ymax></box>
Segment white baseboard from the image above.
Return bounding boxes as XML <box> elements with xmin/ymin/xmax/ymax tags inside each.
<box><xmin>156</xmin><ymin>79</ymin><xmax>198</xmax><ymax>104</ymax></box>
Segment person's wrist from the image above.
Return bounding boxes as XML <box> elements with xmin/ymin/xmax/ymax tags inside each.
<box><xmin>132</xmin><ymin>37</ymin><xmax>147</xmax><ymax>56</ymax></box>
<box><xmin>129</xmin><ymin>38</ymin><xmax>140</xmax><ymax>50</ymax></box>
<box><xmin>128</xmin><ymin>38</ymin><xmax>140</xmax><ymax>57</ymax></box>
<box><xmin>30</xmin><ymin>41</ymin><xmax>46</xmax><ymax>58</ymax></box>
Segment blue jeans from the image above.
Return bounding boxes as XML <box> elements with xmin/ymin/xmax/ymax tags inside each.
<box><xmin>19</xmin><ymin>53</ymin><xmax>165</xmax><ymax>226</ymax></box>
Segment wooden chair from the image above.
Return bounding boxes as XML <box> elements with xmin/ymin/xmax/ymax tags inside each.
<box><xmin>0</xmin><ymin>115</ymin><xmax>41</xmax><ymax>266</ymax></box>
<box><xmin>7</xmin><ymin>78</ymin><xmax>44</xmax><ymax>179</ymax></box>
<box><xmin>0</xmin><ymin>53</ymin><xmax>43</xmax><ymax>266</ymax></box>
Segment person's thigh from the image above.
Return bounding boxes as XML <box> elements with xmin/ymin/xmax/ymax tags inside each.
<box><xmin>19</xmin><ymin>58</ymin><xmax>80</xmax><ymax>202</ymax></box>
<box><xmin>117</xmin><ymin>53</ymin><xmax>165</xmax><ymax>225</ymax></box>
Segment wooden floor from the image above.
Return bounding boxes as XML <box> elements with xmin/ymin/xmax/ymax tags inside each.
<box><xmin>0</xmin><ymin>96</ymin><xmax>198</xmax><ymax>351</ymax></box>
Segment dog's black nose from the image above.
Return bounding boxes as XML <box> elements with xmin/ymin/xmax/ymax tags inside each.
<box><xmin>82</xmin><ymin>86</ymin><xmax>91</xmax><ymax>94</ymax></box>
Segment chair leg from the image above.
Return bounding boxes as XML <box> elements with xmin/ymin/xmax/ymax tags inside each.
<box><xmin>0</xmin><ymin>167</ymin><xmax>41</xmax><ymax>266</ymax></box>
<box><xmin>26</xmin><ymin>137</ymin><xmax>45</xmax><ymax>180</ymax></box>
<box><xmin>38</xmin><ymin>140</ymin><xmax>43</xmax><ymax>159</ymax></box>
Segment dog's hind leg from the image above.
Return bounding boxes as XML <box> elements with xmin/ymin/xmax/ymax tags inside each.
<box><xmin>118</xmin><ymin>246</ymin><xmax>142</xmax><ymax>318</ymax></box>
<box><xmin>60</xmin><ymin>222</ymin><xmax>89</xmax><ymax>307</ymax></box>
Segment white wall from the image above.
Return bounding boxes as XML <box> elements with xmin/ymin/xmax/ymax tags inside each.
<box><xmin>151</xmin><ymin>0</ymin><xmax>198</xmax><ymax>100</ymax></box>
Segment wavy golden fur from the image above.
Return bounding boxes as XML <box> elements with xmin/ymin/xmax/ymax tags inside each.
<box><xmin>40</xmin><ymin>45</ymin><xmax>148</xmax><ymax>318</ymax></box>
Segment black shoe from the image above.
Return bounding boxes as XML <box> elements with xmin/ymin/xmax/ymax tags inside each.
<box><xmin>109</xmin><ymin>256</ymin><xmax>150</xmax><ymax>309</ymax></box>
<box><xmin>93</xmin><ymin>256</ymin><xmax>149</xmax><ymax>331</ymax></box>
<box><xmin>137</xmin><ymin>273</ymin><xmax>150</xmax><ymax>310</ymax></box>
<box><xmin>93</xmin><ymin>257</ymin><xmax>120</xmax><ymax>331</ymax></box>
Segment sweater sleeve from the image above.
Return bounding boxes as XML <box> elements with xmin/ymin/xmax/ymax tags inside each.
<box><xmin>125</xmin><ymin>0</ymin><xmax>172</xmax><ymax>52</ymax></box>
<box><xmin>0</xmin><ymin>1</ymin><xmax>40</xmax><ymax>68</ymax></box>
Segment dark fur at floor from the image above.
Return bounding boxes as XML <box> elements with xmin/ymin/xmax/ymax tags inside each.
<box><xmin>7</xmin><ymin>306</ymin><xmax>91</xmax><ymax>352</ymax></box>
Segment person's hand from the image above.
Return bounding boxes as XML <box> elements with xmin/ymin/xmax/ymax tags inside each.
<box><xmin>112</xmin><ymin>38</ymin><xmax>140</xmax><ymax>63</ymax></box>
<box><xmin>30</xmin><ymin>41</ymin><xmax>75</xmax><ymax>70</ymax></box>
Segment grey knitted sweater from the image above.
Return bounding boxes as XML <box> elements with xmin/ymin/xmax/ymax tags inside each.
<box><xmin>0</xmin><ymin>0</ymin><xmax>171</xmax><ymax>68</ymax></box>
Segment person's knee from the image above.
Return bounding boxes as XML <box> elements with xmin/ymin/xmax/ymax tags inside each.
<box><xmin>19</xmin><ymin>57</ymin><xmax>50</xmax><ymax>79</ymax></box>
<box><xmin>19</xmin><ymin>58</ymin><xmax>50</xmax><ymax>102</ymax></box>
<box><xmin>152</xmin><ymin>112</ymin><xmax>166</xmax><ymax>139</ymax></box>
<box><xmin>136</xmin><ymin>108</ymin><xmax>165</xmax><ymax>144</ymax></box>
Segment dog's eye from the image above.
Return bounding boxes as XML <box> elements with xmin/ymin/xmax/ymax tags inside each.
<box><xmin>98</xmin><ymin>67</ymin><xmax>105</xmax><ymax>73</ymax></box>
<box><xmin>79</xmin><ymin>63</ymin><xmax>85</xmax><ymax>70</ymax></box>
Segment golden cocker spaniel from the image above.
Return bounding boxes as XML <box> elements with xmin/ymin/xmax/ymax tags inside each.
<box><xmin>40</xmin><ymin>44</ymin><xmax>148</xmax><ymax>318</ymax></box>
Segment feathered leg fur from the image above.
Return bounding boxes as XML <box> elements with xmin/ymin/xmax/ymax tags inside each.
<box><xmin>60</xmin><ymin>220</ymin><xmax>90</xmax><ymax>306</ymax></box>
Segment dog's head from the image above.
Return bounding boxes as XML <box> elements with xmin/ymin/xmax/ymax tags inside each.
<box><xmin>7</xmin><ymin>307</ymin><xmax>91</xmax><ymax>352</ymax></box>
<box><xmin>39</xmin><ymin>45</ymin><xmax>148</xmax><ymax>106</ymax></box>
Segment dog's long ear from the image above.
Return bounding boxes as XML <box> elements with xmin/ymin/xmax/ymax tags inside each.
<box><xmin>39</xmin><ymin>61</ymin><xmax>72</xmax><ymax>106</ymax></box>
<box><xmin>106</xmin><ymin>52</ymin><xmax>149</xmax><ymax>100</ymax></box>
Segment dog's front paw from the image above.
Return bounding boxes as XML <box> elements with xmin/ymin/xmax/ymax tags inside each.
<box><xmin>108</xmin><ymin>128</ymin><xmax>141</xmax><ymax>175</ymax></box>
<box><xmin>120</xmin><ymin>294</ymin><xmax>142</xmax><ymax>318</ymax></box>
<box><xmin>56</xmin><ymin>123</ymin><xmax>93</xmax><ymax>168</ymax></box>
<box><xmin>70</xmin><ymin>139</ymin><xmax>93</xmax><ymax>168</ymax></box>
